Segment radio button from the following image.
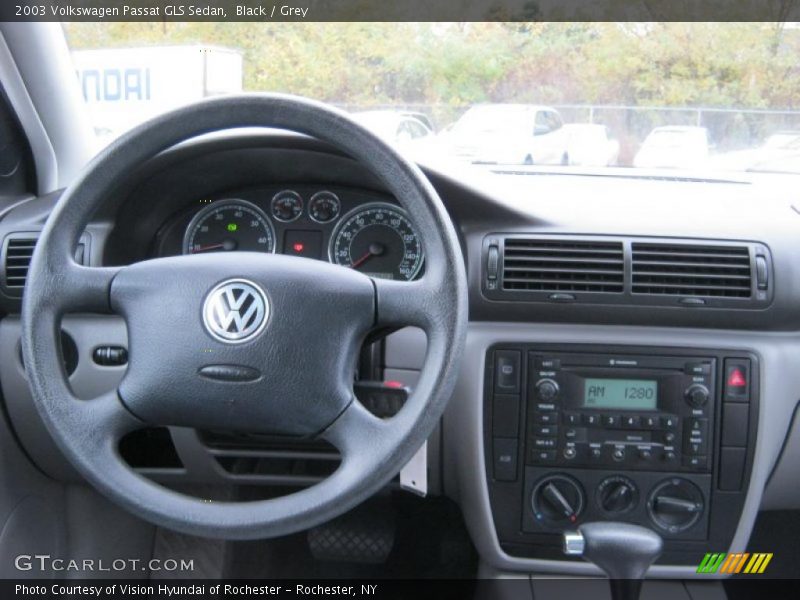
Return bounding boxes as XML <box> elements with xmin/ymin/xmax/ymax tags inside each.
<box><xmin>534</xmin><ymin>425</ymin><xmax>558</xmax><ymax>438</ymax></box>
<box><xmin>602</xmin><ymin>414</ymin><xmax>620</xmax><ymax>428</ymax></box>
<box><xmin>533</xmin><ymin>438</ymin><xmax>557</xmax><ymax>449</ymax></box>
<box><xmin>589</xmin><ymin>446</ymin><xmax>603</xmax><ymax>460</ymax></box>
<box><xmin>564</xmin><ymin>412</ymin><xmax>580</xmax><ymax>425</ymax></box>
<box><xmin>531</xmin><ymin>449</ymin><xmax>557</xmax><ymax>463</ymax></box>
<box><xmin>563</xmin><ymin>447</ymin><xmax>577</xmax><ymax>460</ymax></box>
<box><xmin>535</xmin><ymin>357</ymin><xmax>561</xmax><ymax>371</ymax></box>
<box><xmin>612</xmin><ymin>447</ymin><xmax>626</xmax><ymax>462</ymax></box>
<box><xmin>687</xmin><ymin>417</ymin><xmax>709</xmax><ymax>438</ymax></box>
<box><xmin>639</xmin><ymin>447</ymin><xmax>653</xmax><ymax>461</ymax></box>
<box><xmin>683</xmin><ymin>455</ymin><xmax>708</xmax><ymax>469</ymax></box>
<box><xmin>684</xmin><ymin>440</ymin><xmax>707</xmax><ymax>455</ymax></box>
<box><xmin>536</xmin><ymin>412</ymin><xmax>558</xmax><ymax>425</ymax></box>
<box><xmin>684</xmin><ymin>383</ymin><xmax>710</xmax><ymax>408</ymax></box>
<box><xmin>583</xmin><ymin>414</ymin><xmax>600</xmax><ymax>427</ymax></box>
<box><xmin>642</xmin><ymin>416</ymin><xmax>659</xmax><ymax>429</ymax></box>
<box><xmin>535</xmin><ymin>379</ymin><xmax>560</xmax><ymax>402</ymax></box>
<box><xmin>661</xmin><ymin>416</ymin><xmax>678</xmax><ymax>430</ymax></box>
<box><xmin>622</xmin><ymin>415</ymin><xmax>641</xmax><ymax>428</ymax></box>
<box><xmin>663</xmin><ymin>450</ymin><xmax>678</xmax><ymax>464</ymax></box>
<box><xmin>663</xmin><ymin>431</ymin><xmax>676</xmax><ymax>444</ymax></box>
<box><xmin>564</xmin><ymin>427</ymin><xmax>578</xmax><ymax>440</ymax></box>
<box><xmin>685</xmin><ymin>362</ymin><xmax>712</xmax><ymax>376</ymax></box>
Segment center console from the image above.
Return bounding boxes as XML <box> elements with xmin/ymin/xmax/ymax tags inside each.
<box><xmin>484</xmin><ymin>344</ymin><xmax>758</xmax><ymax>565</ymax></box>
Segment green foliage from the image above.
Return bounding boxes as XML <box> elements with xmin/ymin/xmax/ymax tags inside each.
<box><xmin>63</xmin><ymin>22</ymin><xmax>800</xmax><ymax>117</ymax></box>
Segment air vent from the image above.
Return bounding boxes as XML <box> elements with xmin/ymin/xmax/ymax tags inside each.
<box><xmin>501</xmin><ymin>238</ymin><xmax>624</xmax><ymax>293</ymax></box>
<box><xmin>631</xmin><ymin>243</ymin><xmax>752</xmax><ymax>298</ymax></box>
<box><xmin>2</xmin><ymin>234</ymin><xmax>37</xmax><ymax>292</ymax></box>
<box><xmin>2</xmin><ymin>233</ymin><xmax>87</xmax><ymax>297</ymax></box>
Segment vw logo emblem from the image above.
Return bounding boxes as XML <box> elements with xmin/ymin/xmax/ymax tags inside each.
<box><xmin>202</xmin><ymin>279</ymin><xmax>269</xmax><ymax>344</ymax></box>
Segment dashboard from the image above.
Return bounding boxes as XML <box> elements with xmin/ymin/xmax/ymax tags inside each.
<box><xmin>2</xmin><ymin>133</ymin><xmax>800</xmax><ymax>579</ymax></box>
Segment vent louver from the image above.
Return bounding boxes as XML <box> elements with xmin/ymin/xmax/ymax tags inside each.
<box><xmin>2</xmin><ymin>233</ymin><xmax>87</xmax><ymax>297</ymax></box>
<box><xmin>502</xmin><ymin>238</ymin><xmax>624</xmax><ymax>293</ymax></box>
<box><xmin>631</xmin><ymin>243</ymin><xmax>752</xmax><ymax>298</ymax></box>
<box><xmin>2</xmin><ymin>235</ymin><xmax>37</xmax><ymax>292</ymax></box>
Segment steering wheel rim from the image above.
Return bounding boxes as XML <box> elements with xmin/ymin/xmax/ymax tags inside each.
<box><xmin>20</xmin><ymin>94</ymin><xmax>468</xmax><ymax>539</ymax></box>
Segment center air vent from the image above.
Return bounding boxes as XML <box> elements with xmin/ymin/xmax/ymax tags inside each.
<box><xmin>501</xmin><ymin>238</ymin><xmax>624</xmax><ymax>293</ymax></box>
<box><xmin>631</xmin><ymin>243</ymin><xmax>752</xmax><ymax>298</ymax></box>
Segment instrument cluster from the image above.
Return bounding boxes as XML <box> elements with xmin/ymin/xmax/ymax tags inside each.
<box><xmin>155</xmin><ymin>186</ymin><xmax>424</xmax><ymax>281</ymax></box>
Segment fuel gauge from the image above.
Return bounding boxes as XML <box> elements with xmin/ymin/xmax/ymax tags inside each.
<box><xmin>309</xmin><ymin>191</ymin><xmax>341</xmax><ymax>223</ymax></box>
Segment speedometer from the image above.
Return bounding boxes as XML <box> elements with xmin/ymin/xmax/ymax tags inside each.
<box><xmin>328</xmin><ymin>202</ymin><xmax>423</xmax><ymax>281</ymax></box>
<box><xmin>183</xmin><ymin>199</ymin><xmax>275</xmax><ymax>255</ymax></box>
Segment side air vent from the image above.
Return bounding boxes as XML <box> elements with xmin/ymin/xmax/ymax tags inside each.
<box><xmin>2</xmin><ymin>234</ymin><xmax>37</xmax><ymax>292</ymax></box>
<box><xmin>631</xmin><ymin>243</ymin><xmax>752</xmax><ymax>298</ymax></box>
<box><xmin>1</xmin><ymin>233</ymin><xmax>87</xmax><ymax>297</ymax></box>
<box><xmin>501</xmin><ymin>238</ymin><xmax>624</xmax><ymax>293</ymax></box>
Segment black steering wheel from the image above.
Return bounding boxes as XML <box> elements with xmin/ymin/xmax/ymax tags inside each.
<box><xmin>20</xmin><ymin>94</ymin><xmax>467</xmax><ymax>539</ymax></box>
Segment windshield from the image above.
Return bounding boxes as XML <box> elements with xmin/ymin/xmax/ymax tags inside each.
<box><xmin>63</xmin><ymin>22</ymin><xmax>800</xmax><ymax>175</ymax></box>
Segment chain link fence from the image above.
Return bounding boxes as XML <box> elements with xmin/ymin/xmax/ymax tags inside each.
<box><xmin>340</xmin><ymin>103</ymin><xmax>800</xmax><ymax>167</ymax></box>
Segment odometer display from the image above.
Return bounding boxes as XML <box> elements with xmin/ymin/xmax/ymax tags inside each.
<box><xmin>329</xmin><ymin>203</ymin><xmax>423</xmax><ymax>281</ymax></box>
<box><xmin>183</xmin><ymin>199</ymin><xmax>275</xmax><ymax>255</ymax></box>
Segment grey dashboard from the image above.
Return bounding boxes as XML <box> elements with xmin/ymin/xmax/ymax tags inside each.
<box><xmin>0</xmin><ymin>133</ymin><xmax>799</xmax><ymax>576</ymax></box>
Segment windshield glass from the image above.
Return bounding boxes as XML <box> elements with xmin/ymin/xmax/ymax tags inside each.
<box><xmin>63</xmin><ymin>22</ymin><xmax>800</xmax><ymax>175</ymax></box>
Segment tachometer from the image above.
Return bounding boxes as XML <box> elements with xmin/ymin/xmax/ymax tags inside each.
<box><xmin>328</xmin><ymin>202</ymin><xmax>423</xmax><ymax>281</ymax></box>
<box><xmin>183</xmin><ymin>199</ymin><xmax>275</xmax><ymax>255</ymax></box>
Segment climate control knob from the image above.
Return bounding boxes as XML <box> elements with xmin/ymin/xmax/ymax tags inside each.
<box><xmin>596</xmin><ymin>475</ymin><xmax>638</xmax><ymax>515</ymax></box>
<box><xmin>531</xmin><ymin>474</ymin><xmax>584</xmax><ymax>524</ymax></box>
<box><xmin>535</xmin><ymin>378</ymin><xmax>560</xmax><ymax>402</ymax></box>
<box><xmin>684</xmin><ymin>384</ymin><xmax>710</xmax><ymax>408</ymax></box>
<box><xmin>647</xmin><ymin>478</ymin><xmax>704</xmax><ymax>534</ymax></box>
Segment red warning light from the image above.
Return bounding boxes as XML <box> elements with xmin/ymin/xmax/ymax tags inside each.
<box><xmin>384</xmin><ymin>380</ymin><xmax>404</xmax><ymax>389</ymax></box>
<box><xmin>292</xmin><ymin>242</ymin><xmax>305</xmax><ymax>253</ymax></box>
<box><xmin>727</xmin><ymin>368</ymin><xmax>746</xmax><ymax>387</ymax></box>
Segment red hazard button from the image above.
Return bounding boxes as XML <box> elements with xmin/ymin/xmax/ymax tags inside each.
<box><xmin>724</xmin><ymin>360</ymin><xmax>750</xmax><ymax>401</ymax></box>
<box><xmin>727</xmin><ymin>368</ymin><xmax>746</xmax><ymax>388</ymax></box>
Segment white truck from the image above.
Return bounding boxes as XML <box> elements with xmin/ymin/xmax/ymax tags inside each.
<box><xmin>71</xmin><ymin>45</ymin><xmax>243</xmax><ymax>143</ymax></box>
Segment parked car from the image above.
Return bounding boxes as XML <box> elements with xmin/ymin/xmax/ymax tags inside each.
<box><xmin>563</xmin><ymin>123</ymin><xmax>620</xmax><ymax>166</ymax></box>
<box><xmin>633</xmin><ymin>125</ymin><xmax>711</xmax><ymax>169</ymax></box>
<box><xmin>443</xmin><ymin>104</ymin><xmax>570</xmax><ymax>165</ymax></box>
<box><xmin>710</xmin><ymin>130</ymin><xmax>800</xmax><ymax>171</ymax></box>
<box><xmin>350</xmin><ymin>110</ymin><xmax>435</xmax><ymax>148</ymax></box>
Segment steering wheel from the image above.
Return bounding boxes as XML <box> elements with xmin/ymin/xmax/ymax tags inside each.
<box><xmin>20</xmin><ymin>94</ymin><xmax>467</xmax><ymax>539</ymax></box>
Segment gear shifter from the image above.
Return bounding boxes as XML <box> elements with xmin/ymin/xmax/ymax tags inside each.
<box><xmin>563</xmin><ymin>522</ymin><xmax>663</xmax><ymax>600</ymax></box>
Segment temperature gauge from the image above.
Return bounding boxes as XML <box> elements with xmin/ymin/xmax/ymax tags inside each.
<box><xmin>271</xmin><ymin>190</ymin><xmax>303</xmax><ymax>222</ymax></box>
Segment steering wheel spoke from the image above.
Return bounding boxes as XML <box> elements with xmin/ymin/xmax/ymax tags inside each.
<box><xmin>373</xmin><ymin>276</ymin><xmax>441</xmax><ymax>331</ymax></box>
<box><xmin>320</xmin><ymin>398</ymin><xmax>387</xmax><ymax>459</ymax></box>
<box><xmin>70</xmin><ymin>389</ymin><xmax>143</xmax><ymax>446</ymax></box>
<box><xmin>57</xmin><ymin>263</ymin><xmax>123</xmax><ymax>314</ymax></box>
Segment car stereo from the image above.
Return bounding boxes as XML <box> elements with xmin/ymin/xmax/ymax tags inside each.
<box><xmin>525</xmin><ymin>351</ymin><xmax>714</xmax><ymax>472</ymax></box>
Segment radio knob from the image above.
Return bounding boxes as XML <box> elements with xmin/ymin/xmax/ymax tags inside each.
<box><xmin>684</xmin><ymin>384</ymin><xmax>710</xmax><ymax>408</ymax></box>
<box><xmin>536</xmin><ymin>379</ymin><xmax>560</xmax><ymax>401</ymax></box>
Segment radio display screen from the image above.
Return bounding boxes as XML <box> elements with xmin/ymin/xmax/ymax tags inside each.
<box><xmin>583</xmin><ymin>378</ymin><xmax>658</xmax><ymax>410</ymax></box>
